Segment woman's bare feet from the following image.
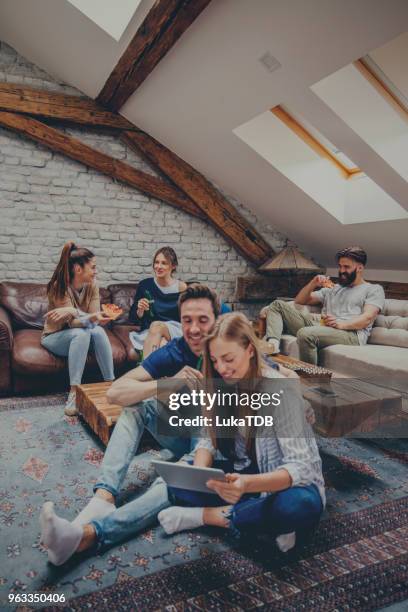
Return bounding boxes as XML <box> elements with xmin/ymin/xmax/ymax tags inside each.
<box><xmin>203</xmin><ymin>506</ymin><xmax>231</xmax><ymax>528</ymax></box>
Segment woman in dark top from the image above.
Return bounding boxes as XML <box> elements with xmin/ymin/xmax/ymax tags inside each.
<box><xmin>129</xmin><ymin>247</ymin><xmax>187</xmax><ymax>357</ymax></box>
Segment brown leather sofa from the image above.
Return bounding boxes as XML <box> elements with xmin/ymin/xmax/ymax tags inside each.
<box><xmin>0</xmin><ymin>282</ymin><xmax>141</xmax><ymax>396</ymax></box>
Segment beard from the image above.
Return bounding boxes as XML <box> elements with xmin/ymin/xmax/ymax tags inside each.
<box><xmin>338</xmin><ymin>269</ymin><xmax>357</xmax><ymax>286</ymax></box>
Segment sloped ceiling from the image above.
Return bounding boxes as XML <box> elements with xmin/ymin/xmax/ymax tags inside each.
<box><xmin>1</xmin><ymin>0</ymin><xmax>408</xmax><ymax>270</ymax></box>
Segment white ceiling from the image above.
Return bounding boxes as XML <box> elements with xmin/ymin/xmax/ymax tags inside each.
<box><xmin>66</xmin><ymin>0</ymin><xmax>143</xmax><ymax>41</ymax></box>
<box><xmin>1</xmin><ymin>0</ymin><xmax>408</xmax><ymax>270</ymax></box>
<box><xmin>370</xmin><ymin>31</ymin><xmax>408</xmax><ymax>103</ymax></box>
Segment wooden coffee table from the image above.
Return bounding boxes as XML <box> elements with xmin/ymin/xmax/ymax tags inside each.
<box><xmin>76</xmin><ymin>382</ymin><xmax>123</xmax><ymax>445</ymax></box>
<box><xmin>76</xmin><ymin>365</ymin><xmax>402</xmax><ymax>442</ymax></box>
<box><xmin>262</xmin><ymin>353</ymin><xmax>401</xmax><ymax>436</ymax></box>
<box><xmin>302</xmin><ymin>378</ymin><xmax>402</xmax><ymax>436</ymax></box>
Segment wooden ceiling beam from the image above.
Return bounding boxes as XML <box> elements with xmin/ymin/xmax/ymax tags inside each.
<box><xmin>122</xmin><ymin>129</ymin><xmax>273</xmax><ymax>266</ymax></box>
<box><xmin>0</xmin><ymin>82</ymin><xmax>136</xmax><ymax>130</ymax></box>
<box><xmin>0</xmin><ymin>111</ymin><xmax>205</xmax><ymax>220</ymax></box>
<box><xmin>97</xmin><ymin>0</ymin><xmax>212</xmax><ymax>111</ymax></box>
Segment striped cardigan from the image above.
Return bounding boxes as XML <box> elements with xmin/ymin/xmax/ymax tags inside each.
<box><xmin>194</xmin><ymin>369</ymin><xmax>326</xmax><ymax>506</ymax></box>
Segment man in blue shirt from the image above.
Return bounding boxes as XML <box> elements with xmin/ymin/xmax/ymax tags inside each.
<box><xmin>71</xmin><ymin>284</ymin><xmax>220</xmax><ymax>526</ymax></box>
<box><xmin>40</xmin><ymin>288</ymin><xmax>305</xmax><ymax>564</ymax></box>
<box><xmin>68</xmin><ymin>285</ymin><xmax>287</xmax><ymax>529</ymax></box>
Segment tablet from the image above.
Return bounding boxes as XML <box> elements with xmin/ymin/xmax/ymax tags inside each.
<box><xmin>151</xmin><ymin>460</ymin><xmax>226</xmax><ymax>493</ymax></box>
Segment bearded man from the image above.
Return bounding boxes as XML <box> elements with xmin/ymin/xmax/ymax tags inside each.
<box><xmin>262</xmin><ymin>246</ymin><xmax>385</xmax><ymax>365</ymax></box>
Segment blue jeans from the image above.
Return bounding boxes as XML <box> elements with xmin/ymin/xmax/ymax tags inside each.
<box><xmin>41</xmin><ymin>327</ymin><xmax>114</xmax><ymax>386</ymax></box>
<box><xmin>91</xmin><ymin>398</ymin><xmax>195</xmax><ymax>548</ymax></box>
<box><xmin>92</xmin><ymin>476</ymin><xmax>170</xmax><ymax>548</ymax></box>
<box><xmin>94</xmin><ymin>398</ymin><xmax>194</xmax><ymax>498</ymax></box>
<box><xmin>171</xmin><ymin>459</ymin><xmax>323</xmax><ymax>538</ymax></box>
<box><xmin>92</xmin><ymin>455</ymin><xmax>322</xmax><ymax>549</ymax></box>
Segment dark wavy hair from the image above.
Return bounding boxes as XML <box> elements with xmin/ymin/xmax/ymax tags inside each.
<box><xmin>178</xmin><ymin>283</ymin><xmax>220</xmax><ymax>318</ymax></box>
<box><xmin>335</xmin><ymin>246</ymin><xmax>367</xmax><ymax>266</ymax></box>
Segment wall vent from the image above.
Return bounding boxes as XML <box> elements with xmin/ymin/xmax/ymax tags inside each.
<box><xmin>258</xmin><ymin>52</ymin><xmax>281</xmax><ymax>73</ymax></box>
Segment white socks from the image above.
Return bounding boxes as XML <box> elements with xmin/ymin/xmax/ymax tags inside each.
<box><xmin>157</xmin><ymin>506</ymin><xmax>296</xmax><ymax>551</ymax></box>
<box><xmin>40</xmin><ymin>502</ymin><xmax>83</xmax><ymax>566</ymax></box>
<box><xmin>73</xmin><ymin>495</ymin><xmax>115</xmax><ymax>527</ymax></box>
<box><xmin>276</xmin><ymin>531</ymin><xmax>296</xmax><ymax>552</ymax></box>
<box><xmin>158</xmin><ymin>506</ymin><xmax>204</xmax><ymax>535</ymax></box>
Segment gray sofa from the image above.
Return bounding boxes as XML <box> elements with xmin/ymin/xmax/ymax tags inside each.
<box><xmin>280</xmin><ymin>299</ymin><xmax>408</xmax><ymax>393</ymax></box>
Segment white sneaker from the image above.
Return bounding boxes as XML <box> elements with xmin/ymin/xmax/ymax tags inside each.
<box><xmin>64</xmin><ymin>390</ymin><xmax>77</xmax><ymax>416</ymax></box>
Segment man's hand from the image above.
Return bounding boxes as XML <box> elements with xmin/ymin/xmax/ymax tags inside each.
<box><xmin>311</xmin><ymin>274</ymin><xmax>331</xmax><ymax>289</ymax></box>
<box><xmin>172</xmin><ymin>365</ymin><xmax>203</xmax><ymax>391</ymax></box>
<box><xmin>207</xmin><ymin>473</ymin><xmax>247</xmax><ymax>504</ymax></box>
<box><xmin>137</xmin><ymin>298</ymin><xmax>150</xmax><ymax>317</ymax></box>
<box><xmin>321</xmin><ymin>314</ymin><xmax>343</xmax><ymax>329</ymax></box>
<box><xmin>96</xmin><ymin>312</ymin><xmax>112</xmax><ymax>326</ymax></box>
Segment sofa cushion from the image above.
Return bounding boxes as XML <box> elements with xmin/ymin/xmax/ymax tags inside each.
<box><xmin>369</xmin><ymin>326</ymin><xmax>408</xmax><ymax>348</ymax></box>
<box><xmin>99</xmin><ymin>287</ymin><xmax>112</xmax><ymax>306</ymax></box>
<box><xmin>108</xmin><ymin>283</ymin><xmax>138</xmax><ymax>325</ymax></box>
<box><xmin>320</xmin><ymin>344</ymin><xmax>408</xmax><ymax>392</ymax></box>
<box><xmin>12</xmin><ymin>329</ymin><xmax>127</xmax><ymax>375</ymax></box>
<box><xmin>280</xmin><ymin>334</ymin><xmax>300</xmax><ymax>359</ymax></box>
<box><xmin>369</xmin><ymin>299</ymin><xmax>408</xmax><ymax>348</ymax></box>
<box><xmin>382</xmin><ymin>299</ymin><xmax>408</xmax><ymax>316</ymax></box>
<box><xmin>0</xmin><ymin>282</ymin><xmax>48</xmax><ymax>330</ymax></box>
<box><xmin>0</xmin><ymin>282</ymin><xmax>112</xmax><ymax>330</ymax></box>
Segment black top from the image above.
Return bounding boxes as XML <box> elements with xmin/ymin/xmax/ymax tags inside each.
<box><xmin>129</xmin><ymin>277</ymin><xmax>181</xmax><ymax>331</ymax></box>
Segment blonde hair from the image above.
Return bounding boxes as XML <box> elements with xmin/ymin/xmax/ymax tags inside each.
<box><xmin>203</xmin><ymin>312</ymin><xmax>263</xmax><ymax>383</ymax></box>
<box><xmin>202</xmin><ymin>312</ymin><xmax>263</xmax><ymax>452</ymax></box>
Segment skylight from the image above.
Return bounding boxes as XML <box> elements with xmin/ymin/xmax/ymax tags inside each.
<box><xmin>233</xmin><ymin>109</ymin><xmax>408</xmax><ymax>225</ymax></box>
<box><xmin>311</xmin><ymin>33</ymin><xmax>408</xmax><ymax>184</ymax></box>
<box><xmin>66</xmin><ymin>0</ymin><xmax>142</xmax><ymax>41</ymax></box>
<box><xmin>271</xmin><ymin>105</ymin><xmax>362</xmax><ymax>178</ymax></box>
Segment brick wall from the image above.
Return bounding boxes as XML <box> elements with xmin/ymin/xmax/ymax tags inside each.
<box><xmin>0</xmin><ymin>41</ymin><xmax>294</xmax><ymax>314</ymax></box>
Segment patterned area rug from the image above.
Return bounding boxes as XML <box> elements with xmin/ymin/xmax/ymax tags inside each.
<box><xmin>0</xmin><ymin>397</ymin><xmax>407</xmax><ymax>611</ymax></box>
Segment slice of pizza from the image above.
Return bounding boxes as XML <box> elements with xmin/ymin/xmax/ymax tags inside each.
<box><xmin>102</xmin><ymin>303</ymin><xmax>124</xmax><ymax>320</ymax></box>
<box><xmin>321</xmin><ymin>278</ymin><xmax>335</xmax><ymax>289</ymax></box>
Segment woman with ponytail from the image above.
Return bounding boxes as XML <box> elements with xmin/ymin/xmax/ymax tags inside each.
<box><xmin>41</xmin><ymin>242</ymin><xmax>114</xmax><ymax>415</ymax></box>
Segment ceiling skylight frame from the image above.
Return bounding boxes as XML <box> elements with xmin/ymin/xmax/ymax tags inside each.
<box><xmin>354</xmin><ymin>57</ymin><xmax>408</xmax><ymax>122</ymax></box>
<box><xmin>271</xmin><ymin>105</ymin><xmax>363</xmax><ymax>180</ymax></box>
<box><xmin>234</xmin><ymin>107</ymin><xmax>408</xmax><ymax>225</ymax></box>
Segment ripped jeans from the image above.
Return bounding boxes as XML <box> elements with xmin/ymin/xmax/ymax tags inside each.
<box><xmin>91</xmin><ymin>457</ymin><xmax>322</xmax><ymax>549</ymax></box>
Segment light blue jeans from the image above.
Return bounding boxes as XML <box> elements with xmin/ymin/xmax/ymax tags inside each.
<box><xmin>92</xmin><ymin>447</ymin><xmax>322</xmax><ymax>549</ymax></box>
<box><xmin>41</xmin><ymin>326</ymin><xmax>114</xmax><ymax>386</ymax></box>
<box><xmin>91</xmin><ymin>398</ymin><xmax>194</xmax><ymax>548</ymax></box>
